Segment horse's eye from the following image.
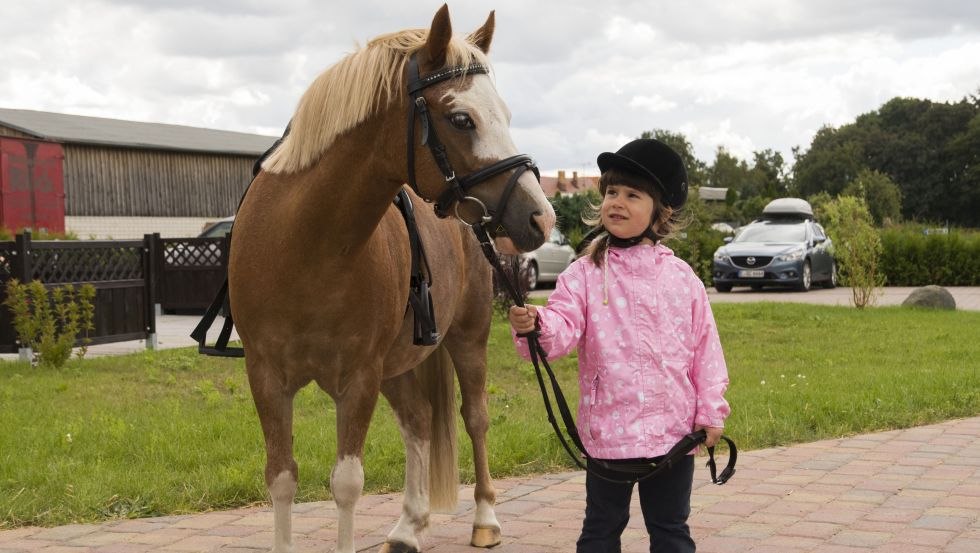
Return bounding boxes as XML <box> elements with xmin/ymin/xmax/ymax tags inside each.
<box><xmin>449</xmin><ymin>113</ymin><xmax>474</xmax><ymax>130</ymax></box>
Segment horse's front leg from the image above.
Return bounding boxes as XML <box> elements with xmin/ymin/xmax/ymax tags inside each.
<box><xmin>246</xmin><ymin>359</ymin><xmax>300</xmax><ymax>553</ymax></box>
<box><xmin>379</xmin><ymin>370</ymin><xmax>434</xmax><ymax>553</ymax></box>
<box><xmin>332</xmin><ymin>374</ymin><xmax>382</xmax><ymax>553</ymax></box>
<box><xmin>445</xmin><ymin>341</ymin><xmax>500</xmax><ymax>548</ymax></box>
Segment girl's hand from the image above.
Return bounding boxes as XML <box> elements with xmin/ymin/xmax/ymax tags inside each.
<box><xmin>508</xmin><ymin>305</ymin><xmax>538</xmax><ymax>334</ymax></box>
<box><xmin>694</xmin><ymin>425</ymin><xmax>724</xmax><ymax>448</ymax></box>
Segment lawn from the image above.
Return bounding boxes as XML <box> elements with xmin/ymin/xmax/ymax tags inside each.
<box><xmin>1</xmin><ymin>302</ymin><xmax>978</xmax><ymax>528</ymax></box>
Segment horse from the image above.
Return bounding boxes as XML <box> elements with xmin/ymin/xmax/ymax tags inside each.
<box><xmin>227</xmin><ymin>6</ymin><xmax>556</xmax><ymax>553</ymax></box>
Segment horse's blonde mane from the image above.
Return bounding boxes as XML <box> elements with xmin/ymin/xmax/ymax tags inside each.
<box><xmin>263</xmin><ymin>29</ymin><xmax>492</xmax><ymax>174</ymax></box>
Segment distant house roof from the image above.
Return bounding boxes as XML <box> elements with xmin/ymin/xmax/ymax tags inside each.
<box><xmin>0</xmin><ymin>107</ymin><xmax>278</xmax><ymax>156</ymax></box>
<box><xmin>698</xmin><ymin>186</ymin><xmax>729</xmax><ymax>201</ymax></box>
<box><xmin>539</xmin><ymin>171</ymin><xmax>600</xmax><ymax>197</ymax></box>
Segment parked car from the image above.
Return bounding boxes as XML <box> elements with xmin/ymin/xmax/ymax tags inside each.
<box><xmin>199</xmin><ymin>216</ymin><xmax>234</xmax><ymax>238</ymax></box>
<box><xmin>520</xmin><ymin>227</ymin><xmax>576</xmax><ymax>290</ymax></box>
<box><xmin>711</xmin><ymin>198</ymin><xmax>836</xmax><ymax>292</ymax></box>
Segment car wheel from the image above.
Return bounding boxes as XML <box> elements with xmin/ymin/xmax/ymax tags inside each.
<box><xmin>525</xmin><ymin>261</ymin><xmax>539</xmax><ymax>291</ymax></box>
<box><xmin>796</xmin><ymin>260</ymin><xmax>812</xmax><ymax>292</ymax></box>
<box><xmin>714</xmin><ymin>282</ymin><xmax>733</xmax><ymax>293</ymax></box>
<box><xmin>822</xmin><ymin>261</ymin><xmax>838</xmax><ymax>289</ymax></box>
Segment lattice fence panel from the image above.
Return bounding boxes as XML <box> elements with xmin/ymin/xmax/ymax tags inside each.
<box><xmin>0</xmin><ymin>245</ymin><xmax>14</xmax><ymax>280</ymax></box>
<box><xmin>31</xmin><ymin>245</ymin><xmax>144</xmax><ymax>283</ymax></box>
<box><xmin>162</xmin><ymin>239</ymin><xmax>224</xmax><ymax>267</ymax></box>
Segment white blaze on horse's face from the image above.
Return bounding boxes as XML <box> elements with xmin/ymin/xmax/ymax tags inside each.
<box><xmin>442</xmin><ymin>74</ymin><xmax>556</xmax><ymax>253</ymax></box>
<box><xmin>441</xmin><ymin>74</ymin><xmax>515</xmax><ymax>161</ymax></box>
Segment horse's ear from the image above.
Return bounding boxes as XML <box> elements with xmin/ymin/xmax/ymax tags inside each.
<box><xmin>468</xmin><ymin>11</ymin><xmax>495</xmax><ymax>54</ymax></box>
<box><xmin>424</xmin><ymin>4</ymin><xmax>453</xmax><ymax>68</ymax></box>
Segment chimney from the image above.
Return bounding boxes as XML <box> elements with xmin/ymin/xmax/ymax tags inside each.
<box><xmin>572</xmin><ymin>171</ymin><xmax>579</xmax><ymax>188</ymax></box>
<box><xmin>558</xmin><ymin>170</ymin><xmax>566</xmax><ymax>182</ymax></box>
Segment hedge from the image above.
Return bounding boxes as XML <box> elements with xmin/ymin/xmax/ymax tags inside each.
<box><xmin>880</xmin><ymin>229</ymin><xmax>980</xmax><ymax>286</ymax></box>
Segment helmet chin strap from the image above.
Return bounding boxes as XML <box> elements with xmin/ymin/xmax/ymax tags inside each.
<box><xmin>607</xmin><ymin>227</ymin><xmax>658</xmax><ymax>248</ymax></box>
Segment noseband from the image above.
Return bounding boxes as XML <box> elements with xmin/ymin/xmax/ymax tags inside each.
<box><xmin>405</xmin><ymin>54</ymin><xmax>539</xmax><ymax>234</ymax></box>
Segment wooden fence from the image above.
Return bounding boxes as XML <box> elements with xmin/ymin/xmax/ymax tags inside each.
<box><xmin>152</xmin><ymin>233</ymin><xmax>228</xmax><ymax>314</ymax></box>
<box><xmin>0</xmin><ymin>232</ymin><xmax>155</xmax><ymax>353</ymax></box>
<box><xmin>0</xmin><ymin>232</ymin><xmax>229</xmax><ymax>354</ymax></box>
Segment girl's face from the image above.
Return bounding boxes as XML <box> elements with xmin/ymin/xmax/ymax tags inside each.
<box><xmin>600</xmin><ymin>183</ymin><xmax>656</xmax><ymax>240</ymax></box>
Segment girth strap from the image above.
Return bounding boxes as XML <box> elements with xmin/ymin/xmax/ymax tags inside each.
<box><xmin>394</xmin><ymin>189</ymin><xmax>440</xmax><ymax>346</ymax></box>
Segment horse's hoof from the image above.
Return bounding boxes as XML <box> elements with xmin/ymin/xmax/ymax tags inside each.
<box><xmin>378</xmin><ymin>541</ymin><xmax>418</xmax><ymax>553</ymax></box>
<box><xmin>470</xmin><ymin>526</ymin><xmax>501</xmax><ymax>548</ymax></box>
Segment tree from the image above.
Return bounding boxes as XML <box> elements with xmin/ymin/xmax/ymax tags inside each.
<box><xmin>550</xmin><ymin>188</ymin><xmax>601</xmax><ymax>250</ymax></box>
<box><xmin>707</xmin><ymin>147</ymin><xmax>750</xmax><ymax>193</ymax></box>
<box><xmin>748</xmin><ymin>149</ymin><xmax>789</xmax><ymax>198</ymax></box>
<box><xmin>793</xmin><ymin>96</ymin><xmax>980</xmax><ymax>226</ymax></box>
<box><xmin>639</xmin><ymin>129</ymin><xmax>708</xmax><ymax>188</ymax></box>
<box><xmin>843</xmin><ymin>169</ymin><xmax>902</xmax><ymax>226</ymax></box>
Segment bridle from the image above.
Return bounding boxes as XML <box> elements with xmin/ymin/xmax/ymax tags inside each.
<box><xmin>404</xmin><ymin>53</ymin><xmax>539</xmax><ymax>234</ymax></box>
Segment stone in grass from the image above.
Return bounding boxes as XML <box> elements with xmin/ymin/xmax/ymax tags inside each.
<box><xmin>902</xmin><ymin>285</ymin><xmax>956</xmax><ymax>310</ymax></box>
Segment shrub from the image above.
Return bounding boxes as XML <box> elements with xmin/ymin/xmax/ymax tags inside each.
<box><xmin>665</xmin><ymin>192</ymin><xmax>727</xmax><ymax>284</ymax></box>
<box><xmin>822</xmin><ymin>196</ymin><xmax>884</xmax><ymax>308</ymax></box>
<box><xmin>880</xmin><ymin>227</ymin><xmax>980</xmax><ymax>286</ymax></box>
<box><xmin>3</xmin><ymin>280</ymin><xmax>96</xmax><ymax>367</ymax></box>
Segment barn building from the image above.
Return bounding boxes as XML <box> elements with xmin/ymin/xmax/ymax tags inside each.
<box><xmin>0</xmin><ymin>107</ymin><xmax>278</xmax><ymax>238</ymax></box>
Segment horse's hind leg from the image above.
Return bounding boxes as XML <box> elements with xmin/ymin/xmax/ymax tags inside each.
<box><xmin>247</xmin><ymin>362</ymin><xmax>299</xmax><ymax>553</ymax></box>
<box><xmin>378</xmin><ymin>370</ymin><xmax>433</xmax><ymax>553</ymax></box>
<box><xmin>444</xmin><ymin>339</ymin><xmax>501</xmax><ymax>548</ymax></box>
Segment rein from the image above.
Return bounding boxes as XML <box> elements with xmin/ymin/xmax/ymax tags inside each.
<box><xmin>469</xmin><ymin>221</ymin><xmax>737</xmax><ymax>485</ymax></box>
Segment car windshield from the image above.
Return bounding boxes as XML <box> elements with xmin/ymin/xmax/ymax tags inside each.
<box><xmin>734</xmin><ymin>222</ymin><xmax>806</xmax><ymax>243</ymax></box>
<box><xmin>200</xmin><ymin>221</ymin><xmax>232</xmax><ymax>238</ymax></box>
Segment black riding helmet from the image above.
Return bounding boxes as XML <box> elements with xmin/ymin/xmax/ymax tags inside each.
<box><xmin>597</xmin><ymin>138</ymin><xmax>688</xmax><ymax>209</ymax></box>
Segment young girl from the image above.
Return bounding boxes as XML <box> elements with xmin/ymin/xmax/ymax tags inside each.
<box><xmin>509</xmin><ymin>138</ymin><xmax>730</xmax><ymax>553</ymax></box>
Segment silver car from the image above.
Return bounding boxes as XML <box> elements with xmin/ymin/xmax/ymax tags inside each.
<box><xmin>711</xmin><ymin>199</ymin><xmax>836</xmax><ymax>292</ymax></box>
<box><xmin>520</xmin><ymin>228</ymin><xmax>576</xmax><ymax>290</ymax></box>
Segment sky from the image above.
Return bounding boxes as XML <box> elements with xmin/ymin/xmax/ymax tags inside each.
<box><xmin>2</xmin><ymin>0</ymin><xmax>978</xmax><ymax>176</ymax></box>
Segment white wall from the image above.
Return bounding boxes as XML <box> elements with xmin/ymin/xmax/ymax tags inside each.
<box><xmin>65</xmin><ymin>216</ymin><xmax>221</xmax><ymax>239</ymax></box>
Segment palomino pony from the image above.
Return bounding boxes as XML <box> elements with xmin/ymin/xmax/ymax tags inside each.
<box><xmin>228</xmin><ymin>6</ymin><xmax>555</xmax><ymax>553</ymax></box>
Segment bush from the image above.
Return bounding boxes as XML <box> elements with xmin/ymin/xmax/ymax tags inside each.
<box><xmin>880</xmin><ymin>227</ymin><xmax>980</xmax><ymax>285</ymax></box>
<box><xmin>665</xmin><ymin>192</ymin><xmax>727</xmax><ymax>284</ymax></box>
<box><xmin>3</xmin><ymin>280</ymin><xmax>96</xmax><ymax>367</ymax></box>
<box><xmin>822</xmin><ymin>196</ymin><xmax>884</xmax><ymax>308</ymax></box>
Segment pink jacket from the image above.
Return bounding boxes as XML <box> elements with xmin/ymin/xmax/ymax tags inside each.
<box><xmin>513</xmin><ymin>243</ymin><xmax>730</xmax><ymax>460</ymax></box>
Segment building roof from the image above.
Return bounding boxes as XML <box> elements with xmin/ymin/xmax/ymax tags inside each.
<box><xmin>539</xmin><ymin>173</ymin><xmax>600</xmax><ymax>197</ymax></box>
<box><xmin>698</xmin><ymin>186</ymin><xmax>729</xmax><ymax>201</ymax></box>
<box><xmin>0</xmin><ymin>107</ymin><xmax>278</xmax><ymax>156</ymax></box>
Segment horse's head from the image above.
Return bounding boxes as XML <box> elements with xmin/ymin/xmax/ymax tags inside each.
<box><xmin>407</xmin><ymin>5</ymin><xmax>555</xmax><ymax>253</ymax></box>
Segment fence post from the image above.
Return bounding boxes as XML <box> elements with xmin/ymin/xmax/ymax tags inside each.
<box><xmin>12</xmin><ymin>232</ymin><xmax>34</xmax><ymax>361</ymax></box>
<box><xmin>143</xmin><ymin>234</ymin><xmax>158</xmax><ymax>350</ymax></box>
<box><xmin>13</xmin><ymin>231</ymin><xmax>32</xmax><ymax>283</ymax></box>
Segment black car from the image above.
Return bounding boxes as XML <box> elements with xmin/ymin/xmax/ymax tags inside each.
<box><xmin>712</xmin><ymin>198</ymin><xmax>836</xmax><ymax>292</ymax></box>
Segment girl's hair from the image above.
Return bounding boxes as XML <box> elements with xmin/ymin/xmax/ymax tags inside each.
<box><xmin>582</xmin><ymin>168</ymin><xmax>683</xmax><ymax>268</ymax></box>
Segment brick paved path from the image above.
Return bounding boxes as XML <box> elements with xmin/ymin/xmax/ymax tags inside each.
<box><xmin>2</xmin><ymin>417</ymin><xmax>978</xmax><ymax>552</ymax></box>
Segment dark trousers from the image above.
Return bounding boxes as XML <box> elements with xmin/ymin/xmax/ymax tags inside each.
<box><xmin>576</xmin><ymin>455</ymin><xmax>696</xmax><ymax>553</ymax></box>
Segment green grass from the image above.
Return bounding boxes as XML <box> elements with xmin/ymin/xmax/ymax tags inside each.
<box><xmin>1</xmin><ymin>302</ymin><xmax>978</xmax><ymax>528</ymax></box>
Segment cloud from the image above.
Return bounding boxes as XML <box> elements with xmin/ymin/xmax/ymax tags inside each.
<box><xmin>1</xmin><ymin>0</ymin><xmax>977</xmax><ymax>177</ymax></box>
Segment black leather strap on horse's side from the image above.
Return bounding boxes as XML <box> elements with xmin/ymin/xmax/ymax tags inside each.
<box><xmin>190</xmin><ymin>279</ymin><xmax>244</xmax><ymax>357</ymax></box>
<box><xmin>394</xmin><ymin>189</ymin><xmax>440</xmax><ymax>346</ymax></box>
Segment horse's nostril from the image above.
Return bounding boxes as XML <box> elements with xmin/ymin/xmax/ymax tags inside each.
<box><xmin>531</xmin><ymin>211</ymin><xmax>556</xmax><ymax>241</ymax></box>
